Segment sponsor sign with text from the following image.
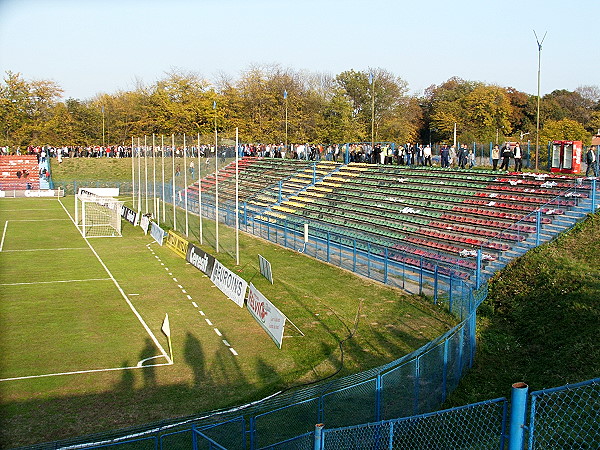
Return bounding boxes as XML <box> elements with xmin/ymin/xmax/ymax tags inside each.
<box><xmin>210</xmin><ymin>260</ymin><xmax>247</xmax><ymax>308</ymax></box>
<box><xmin>247</xmin><ymin>283</ymin><xmax>286</xmax><ymax>348</ymax></box>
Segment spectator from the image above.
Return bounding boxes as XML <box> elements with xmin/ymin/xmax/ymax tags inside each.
<box><xmin>492</xmin><ymin>144</ymin><xmax>500</xmax><ymax>170</ymax></box>
<box><xmin>499</xmin><ymin>144</ymin><xmax>512</xmax><ymax>170</ymax></box>
<box><xmin>513</xmin><ymin>142</ymin><xmax>523</xmax><ymax>172</ymax></box>
<box><xmin>423</xmin><ymin>145</ymin><xmax>432</xmax><ymax>166</ymax></box>
<box><xmin>585</xmin><ymin>145</ymin><xmax>598</xmax><ymax>177</ymax></box>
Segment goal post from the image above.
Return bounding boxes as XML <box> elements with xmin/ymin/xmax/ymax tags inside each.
<box><xmin>75</xmin><ymin>189</ymin><xmax>123</xmax><ymax>238</ymax></box>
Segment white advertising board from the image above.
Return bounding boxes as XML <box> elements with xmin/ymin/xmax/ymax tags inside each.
<box><xmin>246</xmin><ymin>283</ymin><xmax>286</xmax><ymax>349</ymax></box>
<box><xmin>210</xmin><ymin>260</ymin><xmax>248</xmax><ymax>308</ymax></box>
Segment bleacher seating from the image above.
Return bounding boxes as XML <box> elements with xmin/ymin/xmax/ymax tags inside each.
<box><xmin>183</xmin><ymin>159</ymin><xmax>594</xmax><ymax>282</ymax></box>
<box><xmin>0</xmin><ymin>155</ymin><xmax>41</xmax><ymax>190</ymax></box>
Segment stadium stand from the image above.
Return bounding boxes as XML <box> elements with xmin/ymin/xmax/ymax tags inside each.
<box><xmin>0</xmin><ymin>155</ymin><xmax>41</xmax><ymax>190</ymax></box>
<box><xmin>184</xmin><ymin>158</ymin><xmax>594</xmax><ymax>282</ymax></box>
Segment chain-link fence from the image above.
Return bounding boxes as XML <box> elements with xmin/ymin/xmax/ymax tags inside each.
<box><xmin>528</xmin><ymin>377</ymin><xmax>600</xmax><ymax>449</ymax></box>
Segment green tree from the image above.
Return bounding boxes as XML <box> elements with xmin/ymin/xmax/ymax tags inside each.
<box><xmin>540</xmin><ymin>118</ymin><xmax>591</xmax><ymax>145</ymax></box>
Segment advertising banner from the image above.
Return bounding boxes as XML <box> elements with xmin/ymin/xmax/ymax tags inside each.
<box><xmin>120</xmin><ymin>205</ymin><xmax>139</xmax><ymax>226</ymax></box>
<box><xmin>247</xmin><ymin>283</ymin><xmax>286</xmax><ymax>348</ymax></box>
<box><xmin>150</xmin><ymin>221</ymin><xmax>167</xmax><ymax>246</ymax></box>
<box><xmin>186</xmin><ymin>243</ymin><xmax>215</xmax><ymax>276</ymax></box>
<box><xmin>140</xmin><ymin>214</ymin><xmax>150</xmax><ymax>234</ymax></box>
<box><xmin>165</xmin><ymin>231</ymin><xmax>189</xmax><ymax>259</ymax></box>
<box><xmin>258</xmin><ymin>254</ymin><xmax>274</xmax><ymax>284</ymax></box>
<box><xmin>210</xmin><ymin>260</ymin><xmax>247</xmax><ymax>308</ymax></box>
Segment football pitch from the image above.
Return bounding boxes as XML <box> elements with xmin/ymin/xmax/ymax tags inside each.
<box><xmin>0</xmin><ymin>196</ymin><xmax>455</xmax><ymax>447</ymax></box>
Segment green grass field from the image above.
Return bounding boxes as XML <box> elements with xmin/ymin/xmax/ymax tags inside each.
<box><xmin>0</xmin><ymin>192</ymin><xmax>455</xmax><ymax>448</ymax></box>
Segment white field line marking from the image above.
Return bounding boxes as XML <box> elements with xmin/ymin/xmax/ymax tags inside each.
<box><xmin>3</xmin><ymin>247</ymin><xmax>89</xmax><ymax>252</ymax></box>
<box><xmin>199</xmin><ymin>310</ymin><xmax>205</xmax><ymax>316</ymax></box>
<box><xmin>192</xmin><ymin>301</ymin><xmax>198</xmax><ymax>308</ymax></box>
<box><xmin>205</xmin><ymin>318</ymin><xmax>213</xmax><ymax>326</ymax></box>
<box><xmin>214</xmin><ymin>328</ymin><xmax>222</xmax><ymax>337</ymax></box>
<box><xmin>222</xmin><ymin>339</ymin><xmax>230</xmax><ymax>347</ymax></box>
<box><xmin>1</xmin><ymin>208</ymin><xmax>58</xmax><ymax>212</ymax></box>
<box><xmin>0</xmin><ymin>362</ymin><xmax>172</xmax><ymax>382</ymax></box>
<box><xmin>5</xmin><ymin>218</ymin><xmax>69</xmax><ymax>222</ymax></box>
<box><xmin>181</xmin><ymin>289</ymin><xmax>187</xmax><ymax>294</ymax></box>
<box><xmin>172</xmin><ymin>278</ymin><xmax>178</xmax><ymax>282</ymax></box>
<box><xmin>187</xmin><ymin>295</ymin><xmax>192</xmax><ymax>300</ymax></box>
<box><xmin>57</xmin><ymin>198</ymin><xmax>172</xmax><ymax>365</ymax></box>
<box><xmin>0</xmin><ymin>221</ymin><xmax>7</xmax><ymax>251</ymax></box>
<box><xmin>177</xmin><ymin>284</ymin><xmax>183</xmax><ymax>289</ymax></box>
<box><xmin>229</xmin><ymin>348</ymin><xmax>238</xmax><ymax>356</ymax></box>
<box><xmin>1</xmin><ymin>278</ymin><xmax>111</xmax><ymax>286</ymax></box>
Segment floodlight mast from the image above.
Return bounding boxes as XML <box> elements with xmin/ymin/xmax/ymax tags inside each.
<box><xmin>534</xmin><ymin>30</ymin><xmax>547</xmax><ymax>171</ymax></box>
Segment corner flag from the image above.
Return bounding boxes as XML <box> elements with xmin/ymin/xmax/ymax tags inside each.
<box><xmin>161</xmin><ymin>313</ymin><xmax>173</xmax><ymax>362</ymax></box>
<box><xmin>161</xmin><ymin>313</ymin><xmax>171</xmax><ymax>337</ymax></box>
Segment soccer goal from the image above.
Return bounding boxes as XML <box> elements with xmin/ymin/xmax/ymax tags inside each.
<box><xmin>75</xmin><ymin>189</ymin><xmax>123</xmax><ymax>238</ymax></box>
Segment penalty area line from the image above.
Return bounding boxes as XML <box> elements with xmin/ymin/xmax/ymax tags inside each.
<box><xmin>0</xmin><ymin>360</ymin><xmax>173</xmax><ymax>382</ymax></box>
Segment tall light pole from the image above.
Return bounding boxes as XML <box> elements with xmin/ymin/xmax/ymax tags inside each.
<box><xmin>101</xmin><ymin>106</ymin><xmax>105</xmax><ymax>147</ymax></box>
<box><xmin>284</xmin><ymin>89</ymin><xmax>288</xmax><ymax>155</ymax></box>
<box><xmin>213</xmin><ymin>100</ymin><xmax>219</xmax><ymax>253</ymax></box>
<box><xmin>534</xmin><ymin>30</ymin><xmax>547</xmax><ymax>171</ymax></box>
<box><xmin>369</xmin><ymin>71</ymin><xmax>375</xmax><ymax>152</ymax></box>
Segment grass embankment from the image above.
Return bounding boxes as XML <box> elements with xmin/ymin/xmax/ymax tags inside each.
<box><xmin>445</xmin><ymin>212</ymin><xmax>600</xmax><ymax>405</ymax></box>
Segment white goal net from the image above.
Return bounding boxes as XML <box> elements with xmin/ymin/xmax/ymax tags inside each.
<box><xmin>75</xmin><ymin>189</ymin><xmax>123</xmax><ymax>238</ymax></box>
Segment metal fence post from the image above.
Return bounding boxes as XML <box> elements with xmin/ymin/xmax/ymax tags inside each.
<box><xmin>375</xmin><ymin>374</ymin><xmax>382</xmax><ymax>422</ymax></box>
<box><xmin>249</xmin><ymin>416</ymin><xmax>256</xmax><ymax>450</ymax></box>
<box><xmin>314</xmin><ymin>423</ymin><xmax>325</xmax><ymax>450</ymax></box>
<box><xmin>191</xmin><ymin>424</ymin><xmax>198</xmax><ymax>450</ymax></box>
<box><xmin>536</xmin><ymin>210</ymin><xmax>542</xmax><ymax>246</ymax></box>
<box><xmin>476</xmin><ymin>249</ymin><xmax>482</xmax><ymax>289</ymax></box>
<box><xmin>353</xmin><ymin>239</ymin><xmax>357</xmax><ymax>272</ymax></box>
<box><xmin>433</xmin><ymin>265</ymin><xmax>438</xmax><ymax>304</ymax></box>
<box><xmin>592</xmin><ymin>179</ymin><xmax>597</xmax><ymax>212</ymax></box>
<box><xmin>508</xmin><ymin>382</ymin><xmax>529</xmax><ymax>450</ymax></box>
<box><xmin>384</xmin><ymin>247</ymin><xmax>388</xmax><ymax>284</ymax></box>
<box><xmin>278</xmin><ymin>180</ymin><xmax>282</xmax><ymax>203</ymax></box>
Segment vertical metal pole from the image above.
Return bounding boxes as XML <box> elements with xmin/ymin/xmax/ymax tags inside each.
<box><xmin>353</xmin><ymin>239</ymin><xmax>357</xmax><ymax>272</ymax></box>
<box><xmin>137</xmin><ymin>137</ymin><xmax>142</xmax><ymax>212</ymax></box>
<box><xmin>375</xmin><ymin>374</ymin><xmax>382</xmax><ymax>422</ymax></box>
<box><xmin>183</xmin><ymin>134</ymin><xmax>189</xmax><ymax>236</ymax></box>
<box><xmin>476</xmin><ymin>248</ymin><xmax>482</xmax><ymax>289</ymax></box>
<box><xmin>235</xmin><ymin>128</ymin><xmax>240</xmax><ymax>265</ymax></box>
<box><xmin>508</xmin><ymin>382</ymin><xmax>529</xmax><ymax>450</ymax></box>
<box><xmin>313</xmin><ymin>423</ymin><xmax>324</xmax><ymax>450</ymax></box>
<box><xmin>171</xmin><ymin>134</ymin><xmax>176</xmax><ymax>231</ymax></box>
<box><xmin>152</xmin><ymin>134</ymin><xmax>156</xmax><ymax>219</ymax></box>
<box><xmin>442</xmin><ymin>339</ymin><xmax>449</xmax><ymax>402</ymax></box>
<box><xmin>144</xmin><ymin>135</ymin><xmax>148</xmax><ymax>214</ymax></box>
<box><xmin>326</xmin><ymin>231</ymin><xmax>330</xmax><ymax>263</ymax></box>
<box><xmin>278</xmin><ymin>180</ymin><xmax>282</xmax><ymax>203</ymax></box>
<box><xmin>536</xmin><ymin>210</ymin><xmax>542</xmax><ymax>246</ymax></box>
<box><xmin>198</xmin><ymin>133</ymin><xmax>203</xmax><ymax>244</ymax></box>
<box><xmin>214</xmin><ymin>103</ymin><xmax>219</xmax><ymax>253</ymax></box>
<box><xmin>131</xmin><ymin>136</ymin><xmax>135</xmax><ymax>210</ymax></box>
<box><xmin>384</xmin><ymin>247</ymin><xmax>388</xmax><ymax>284</ymax></box>
<box><xmin>161</xmin><ymin>135</ymin><xmax>165</xmax><ymax>223</ymax></box>
<box><xmin>592</xmin><ymin>179</ymin><xmax>597</xmax><ymax>212</ymax></box>
<box><xmin>433</xmin><ymin>265</ymin><xmax>438</xmax><ymax>304</ymax></box>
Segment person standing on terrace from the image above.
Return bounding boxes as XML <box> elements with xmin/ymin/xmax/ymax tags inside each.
<box><xmin>492</xmin><ymin>144</ymin><xmax>500</xmax><ymax>170</ymax></box>
<box><xmin>499</xmin><ymin>143</ymin><xmax>512</xmax><ymax>170</ymax></box>
<box><xmin>513</xmin><ymin>142</ymin><xmax>523</xmax><ymax>172</ymax></box>
<box><xmin>423</xmin><ymin>144</ymin><xmax>432</xmax><ymax>166</ymax></box>
<box><xmin>585</xmin><ymin>145</ymin><xmax>597</xmax><ymax>177</ymax></box>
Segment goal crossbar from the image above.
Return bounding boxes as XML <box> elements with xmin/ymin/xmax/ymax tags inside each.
<box><xmin>75</xmin><ymin>190</ymin><xmax>123</xmax><ymax>238</ymax></box>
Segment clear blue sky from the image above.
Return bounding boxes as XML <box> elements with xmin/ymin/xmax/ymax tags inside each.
<box><xmin>1</xmin><ymin>0</ymin><xmax>598</xmax><ymax>100</ymax></box>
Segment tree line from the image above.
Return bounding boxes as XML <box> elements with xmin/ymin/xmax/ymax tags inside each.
<box><xmin>1</xmin><ymin>65</ymin><xmax>599</xmax><ymax>149</ymax></box>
